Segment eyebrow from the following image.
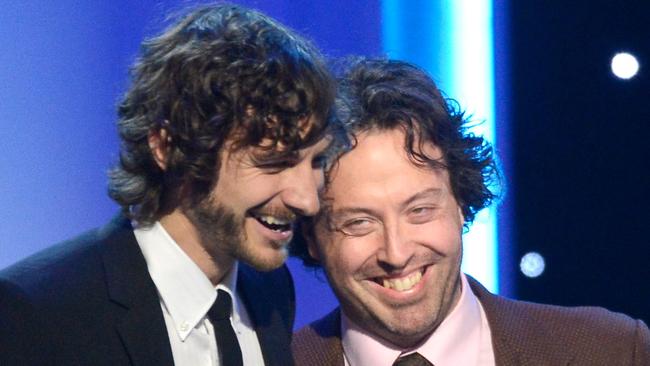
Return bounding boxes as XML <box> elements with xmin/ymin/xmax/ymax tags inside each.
<box><xmin>331</xmin><ymin>187</ymin><xmax>444</xmax><ymax>218</ymax></box>
<box><xmin>330</xmin><ymin>207</ymin><xmax>378</xmax><ymax>218</ymax></box>
<box><xmin>401</xmin><ymin>188</ymin><xmax>443</xmax><ymax>209</ymax></box>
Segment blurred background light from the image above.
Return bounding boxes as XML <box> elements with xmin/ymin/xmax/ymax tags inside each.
<box><xmin>520</xmin><ymin>252</ymin><xmax>545</xmax><ymax>278</ymax></box>
<box><xmin>611</xmin><ymin>52</ymin><xmax>639</xmax><ymax>79</ymax></box>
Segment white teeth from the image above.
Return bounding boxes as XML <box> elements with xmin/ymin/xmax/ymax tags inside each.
<box><xmin>380</xmin><ymin>270</ymin><xmax>422</xmax><ymax>292</ymax></box>
<box><xmin>257</xmin><ymin>215</ymin><xmax>290</xmax><ymax>225</ymax></box>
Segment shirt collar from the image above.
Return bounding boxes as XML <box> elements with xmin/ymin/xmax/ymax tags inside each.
<box><xmin>341</xmin><ymin>273</ymin><xmax>483</xmax><ymax>366</ymax></box>
<box><xmin>134</xmin><ymin>221</ymin><xmax>239</xmax><ymax>341</ymax></box>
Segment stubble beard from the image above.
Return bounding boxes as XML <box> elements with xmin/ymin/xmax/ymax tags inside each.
<box><xmin>187</xmin><ymin>195</ymin><xmax>286</xmax><ymax>272</ymax></box>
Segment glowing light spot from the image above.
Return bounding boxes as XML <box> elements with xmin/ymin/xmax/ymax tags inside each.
<box><xmin>611</xmin><ymin>52</ymin><xmax>640</xmax><ymax>79</ymax></box>
<box><xmin>520</xmin><ymin>252</ymin><xmax>545</xmax><ymax>278</ymax></box>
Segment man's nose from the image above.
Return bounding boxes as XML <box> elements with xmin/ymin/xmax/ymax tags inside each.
<box><xmin>376</xmin><ymin>223</ymin><xmax>414</xmax><ymax>270</ymax></box>
<box><xmin>280</xmin><ymin>163</ymin><xmax>322</xmax><ymax>217</ymax></box>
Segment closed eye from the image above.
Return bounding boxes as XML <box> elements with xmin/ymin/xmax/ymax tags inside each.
<box><xmin>408</xmin><ymin>206</ymin><xmax>436</xmax><ymax>224</ymax></box>
<box><xmin>346</xmin><ymin>218</ymin><xmax>371</xmax><ymax>227</ymax></box>
<box><xmin>337</xmin><ymin>217</ymin><xmax>376</xmax><ymax>236</ymax></box>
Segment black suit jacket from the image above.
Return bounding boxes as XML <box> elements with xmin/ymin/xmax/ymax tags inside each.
<box><xmin>0</xmin><ymin>215</ymin><xmax>295</xmax><ymax>366</ymax></box>
<box><xmin>292</xmin><ymin>277</ymin><xmax>650</xmax><ymax>366</ymax></box>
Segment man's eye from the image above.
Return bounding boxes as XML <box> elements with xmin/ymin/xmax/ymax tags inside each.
<box><xmin>338</xmin><ymin>218</ymin><xmax>376</xmax><ymax>236</ymax></box>
<box><xmin>409</xmin><ymin>206</ymin><xmax>436</xmax><ymax>224</ymax></box>
<box><xmin>347</xmin><ymin>218</ymin><xmax>369</xmax><ymax>227</ymax></box>
<box><xmin>411</xmin><ymin>207</ymin><xmax>431</xmax><ymax>215</ymax></box>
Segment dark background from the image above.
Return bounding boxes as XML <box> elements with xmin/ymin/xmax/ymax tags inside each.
<box><xmin>509</xmin><ymin>0</ymin><xmax>650</xmax><ymax>323</ymax></box>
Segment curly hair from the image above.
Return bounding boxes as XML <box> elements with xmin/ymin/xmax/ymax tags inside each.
<box><xmin>291</xmin><ymin>58</ymin><xmax>500</xmax><ymax>267</ymax></box>
<box><xmin>108</xmin><ymin>4</ymin><xmax>338</xmax><ymax>225</ymax></box>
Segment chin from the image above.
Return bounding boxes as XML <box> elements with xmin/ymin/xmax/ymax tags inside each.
<box><xmin>366</xmin><ymin>305</ymin><xmax>441</xmax><ymax>345</ymax></box>
<box><xmin>373</xmin><ymin>318</ymin><xmax>437</xmax><ymax>348</ymax></box>
<box><xmin>238</xmin><ymin>244</ymin><xmax>288</xmax><ymax>271</ymax></box>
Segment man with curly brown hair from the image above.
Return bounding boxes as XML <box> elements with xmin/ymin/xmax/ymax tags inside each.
<box><xmin>291</xmin><ymin>59</ymin><xmax>650</xmax><ymax>366</ymax></box>
<box><xmin>0</xmin><ymin>4</ymin><xmax>343</xmax><ymax>366</ymax></box>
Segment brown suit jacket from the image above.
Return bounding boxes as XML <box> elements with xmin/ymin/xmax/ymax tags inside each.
<box><xmin>292</xmin><ymin>277</ymin><xmax>650</xmax><ymax>366</ymax></box>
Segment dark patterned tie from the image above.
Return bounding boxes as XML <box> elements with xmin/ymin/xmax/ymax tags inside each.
<box><xmin>392</xmin><ymin>352</ymin><xmax>434</xmax><ymax>366</ymax></box>
<box><xmin>207</xmin><ymin>289</ymin><xmax>243</xmax><ymax>366</ymax></box>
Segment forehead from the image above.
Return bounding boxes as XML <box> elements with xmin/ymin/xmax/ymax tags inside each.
<box><xmin>325</xmin><ymin>129</ymin><xmax>450</xmax><ymax>206</ymax></box>
<box><xmin>227</xmin><ymin>113</ymin><xmax>332</xmax><ymax>155</ymax></box>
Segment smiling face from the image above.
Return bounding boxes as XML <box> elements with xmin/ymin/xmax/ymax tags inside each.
<box><xmin>308</xmin><ymin>128</ymin><xmax>464</xmax><ymax>348</ymax></box>
<box><xmin>185</xmin><ymin>133</ymin><xmax>332</xmax><ymax>272</ymax></box>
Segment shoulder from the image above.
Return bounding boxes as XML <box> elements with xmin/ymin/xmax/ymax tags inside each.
<box><xmin>0</xmin><ymin>216</ymin><xmax>132</xmax><ymax>303</ymax></box>
<box><xmin>469</xmin><ymin>277</ymin><xmax>650</xmax><ymax>364</ymax></box>
<box><xmin>292</xmin><ymin>308</ymin><xmax>343</xmax><ymax>366</ymax></box>
<box><xmin>0</xmin><ymin>216</ymin><xmax>133</xmax><ymax>363</ymax></box>
<box><xmin>0</xmin><ymin>227</ymin><xmax>105</xmax><ymax>303</ymax></box>
<box><xmin>0</xmin><ymin>215</ymin><xmax>136</xmax><ymax>308</ymax></box>
<box><xmin>501</xmin><ymin>299</ymin><xmax>649</xmax><ymax>364</ymax></box>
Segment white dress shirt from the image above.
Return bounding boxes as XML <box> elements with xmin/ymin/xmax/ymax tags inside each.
<box><xmin>342</xmin><ymin>273</ymin><xmax>495</xmax><ymax>366</ymax></box>
<box><xmin>134</xmin><ymin>222</ymin><xmax>265</xmax><ymax>366</ymax></box>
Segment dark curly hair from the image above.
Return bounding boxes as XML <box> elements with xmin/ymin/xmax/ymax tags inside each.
<box><xmin>291</xmin><ymin>58</ymin><xmax>500</xmax><ymax>267</ymax></box>
<box><xmin>108</xmin><ymin>4</ymin><xmax>339</xmax><ymax>225</ymax></box>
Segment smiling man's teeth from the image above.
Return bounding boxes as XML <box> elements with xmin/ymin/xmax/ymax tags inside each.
<box><xmin>257</xmin><ymin>215</ymin><xmax>290</xmax><ymax>226</ymax></box>
<box><xmin>254</xmin><ymin>214</ymin><xmax>294</xmax><ymax>232</ymax></box>
<box><xmin>381</xmin><ymin>270</ymin><xmax>423</xmax><ymax>292</ymax></box>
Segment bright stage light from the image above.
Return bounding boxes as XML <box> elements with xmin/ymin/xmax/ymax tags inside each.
<box><xmin>520</xmin><ymin>252</ymin><xmax>545</xmax><ymax>278</ymax></box>
<box><xmin>611</xmin><ymin>52</ymin><xmax>640</xmax><ymax>80</ymax></box>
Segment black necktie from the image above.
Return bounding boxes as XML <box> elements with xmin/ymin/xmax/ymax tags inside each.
<box><xmin>392</xmin><ymin>352</ymin><xmax>434</xmax><ymax>366</ymax></box>
<box><xmin>207</xmin><ymin>289</ymin><xmax>243</xmax><ymax>366</ymax></box>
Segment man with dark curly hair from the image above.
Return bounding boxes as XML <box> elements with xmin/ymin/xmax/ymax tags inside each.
<box><xmin>291</xmin><ymin>59</ymin><xmax>650</xmax><ymax>365</ymax></box>
<box><xmin>0</xmin><ymin>4</ymin><xmax>343</xmax><ymax>366</ymax></box>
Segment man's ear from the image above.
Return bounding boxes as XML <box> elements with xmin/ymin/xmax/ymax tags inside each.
<box><xmin>148</xmin><ymin>128</ymin><xmax>171</xmax><ymax>170</ymax></box>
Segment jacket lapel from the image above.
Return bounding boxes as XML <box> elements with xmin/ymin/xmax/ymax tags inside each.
<box><xmin>314</xmin><ymin>309</ymin><xmax>346</xmax><ymax>366</ymax></box>
<box><xmin>467</xmin><ymin>276</ymin><xmax>574</xmax><ymax>366</ymax></box>
<box><xmin>292</xmin><ymin>307</ymin><xmax>345</xmax><ymax>366</ymax></box>
<box><xmin>237</xmin><ymin>264</ymin><xmax>295</xmax><ymax>366</ymax></box>
<box><xmin>101</xmin><ymin>216</ymin><xmax>175</xmax><ymax>366</ymax></box>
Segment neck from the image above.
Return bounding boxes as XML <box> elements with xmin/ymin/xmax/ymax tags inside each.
<box><xmin>159</xmin><ymin>209</ymin><xmax>235</xmax><ymax>285</ymax></box>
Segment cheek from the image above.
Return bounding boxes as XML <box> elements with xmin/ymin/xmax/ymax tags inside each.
<box><xmin>322</xmin><ymin>236</ymin><xmax>377</xmax><ymax>276</ymax></box>
<box><xmin>410</xmin><ymin>222</ymin><xmax>462</xmax><ymax>254</ymax></box>
<box><xmin>235</xmin><ymin>178</ymin><xmax>281</xmax><ymax>207</ymax></box>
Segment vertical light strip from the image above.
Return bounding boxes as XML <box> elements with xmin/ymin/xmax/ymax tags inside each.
<box><xmin>450</xmin><ymin>0</ymin><xmax>498</xmax><ymax>293</ymax></box>
<box><xmin>382</xmin><ymin>0</ymin><xmax>498</xmax><ymax>293</ymax></box>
